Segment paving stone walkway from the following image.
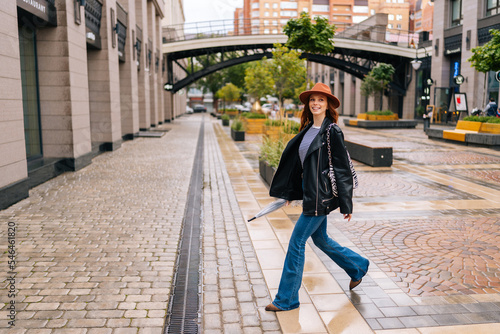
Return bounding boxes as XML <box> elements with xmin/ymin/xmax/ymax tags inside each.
<box><xmin>2</xmin><ymin>113</ymin><xmax>500</xmax><ymax>334</ymax></box>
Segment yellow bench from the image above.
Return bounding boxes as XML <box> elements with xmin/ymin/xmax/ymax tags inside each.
<box><xmin>443</xmin><ymin>121</ymin><xmax>481</xmax><ymax>142</ymax></box>
<box><xmin>442</xmin><ymin>121</ymin><xmax>500</xmax><ymax>142</ymax></box>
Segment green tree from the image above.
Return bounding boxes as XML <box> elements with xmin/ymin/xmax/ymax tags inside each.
<box><xmin>467</xmin><ymin>29</ymin><xmax>500</xmax><ymax>106</ymax></box>
<box><xmin>283</xmin><ymin>12</ymin><xmax>336</xmax><ymax>87</ymax></box>
<box><xmin>224</xmin><ymin>62</ymin><xmax>248</xmax><ymax>92</ymax></box>
<box><xmin>360</xmin><ymin>63</ymin><xmax>395</xmax><ymax>110</ymax></box>
<box><xmin>217</xmin><ymin>83</ymin><xmax>241</xmax><ymax>106</ymax></box>
<box><xmin>194</xmin><ymin>54</ymin><xmax>225</xmax><ymax>112</ymax></box>
<box><xmin>270</xmin><ymin>44</ymin><xmax>307</xmax><ymax>109</ymax></box>
<box><xmin>244</xmin><ymin>59</ymin><xmax>274</xmax><ymax>102</ymax></box>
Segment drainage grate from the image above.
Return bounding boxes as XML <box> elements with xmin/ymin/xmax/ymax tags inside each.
<box><xmin>164</xmin><ymin>120</ymin><xmax>204</xmax><ymax>334</ymax></box>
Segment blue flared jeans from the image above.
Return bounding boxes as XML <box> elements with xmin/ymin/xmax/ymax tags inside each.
<box><xmin>272</xmin><ymin>214</ymin><xmax>369</xmax><ymax>311</ymax></box>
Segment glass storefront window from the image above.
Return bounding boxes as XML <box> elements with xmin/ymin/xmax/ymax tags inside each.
<box><xmin>18</xmin><ymin>24</ymin><xmax>43</xmax><ymax>160</ymax></box>
<box><xmin>487</xmin><ymin>70</ymin><xmax>499</xmax><ymax>102</ymax></box>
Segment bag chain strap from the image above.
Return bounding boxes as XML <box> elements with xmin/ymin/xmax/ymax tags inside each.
<box><xmin>326</xmin><ymin>124</ymin><xmax>358</xmax><ymax>198</ymax></box>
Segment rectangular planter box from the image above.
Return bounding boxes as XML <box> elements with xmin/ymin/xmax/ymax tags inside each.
<box><xmin>259</xmin><ymin>160</ymin><xmax>276</xmax><ymax>185</ymax></box>
<box><xmin>243</xmin><ymin>118</ymin><xmax>267</xmax><ymax>134</ymax></box>
<box><xmin>456</xmin><ymin>120</ymin><xmax>482</xmax><ymax>131</ymax></box>
<box><xmin>231</xmin><ymin>128</ymin><xmax>245</xmax><ymax>141</ymax></box>
<box><xmin>479</xmin><ymin>123</ymin><xmax>500</xmax><ymax>134</ymax></box>
<box><xmin>222</xmin><ymin>119</ymin><xmax>230</xmax><ymax>126</ymax></box>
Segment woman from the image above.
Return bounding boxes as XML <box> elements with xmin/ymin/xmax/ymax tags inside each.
<box><xmin>265</xmin><ymin>83</ymin><xmax>369</xmax><ymax>312</ymax></box>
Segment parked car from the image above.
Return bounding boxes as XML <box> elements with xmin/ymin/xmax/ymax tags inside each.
<box><xmin>261</xmin><ymin>103</ymin><xmax>273</xmax><ymax>114</ymax></box>
<box><xmin>193</xmin><ymin>104</ymin><xmax>207</xmax><ymax>113</ymax></box>
<box><xmin>186</xmin><ymin>106</ymin><xmax>194</xmax><ymax>114</ymax></box>
<box><xmin>234</xmin><ymin>104</ymin><xmax>250</xmax><ymax>112</ymax></box>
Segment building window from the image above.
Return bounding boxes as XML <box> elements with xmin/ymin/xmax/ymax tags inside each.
<box><xmin>18</xmin><ymin>23</ymin><xmax>43</xmax><ymax>160</ymax></box>
<box><xmin>265</xmin><ymin>11</ymin><xmax>270</xmax><ymax>16</ymax></box>
<box><xmin>303</xmin><ymin>7</ymin><xmax>309</xmax><ymax>12</ymax></box>
<box><xmin>396</xmin><ymin>14</ymin><xmax>403</xmax><ymax>20</ymax></box>
<box><xmin>370</xmin><ymin>9</ymin><xmax>375</xmax><ymax>15</ymax></box>
<box><xmin>273</xmin><ymin>12</ymin><xmax>278</xmax><ymax>17</ymax></box>
<box><xmin>281</xmin><ymin>2</ymin><xmax>298</xmax><ymax>9</ymax></box>
<box><xmin>273</xmin><ymin>3</ymin><xmax>278</xmax><ymax>9</ymax></box>
<box><xmin>312</xmin><ymin>5</ymin><xmax>329</xmax><ymax>12</ymax></box>
<box><xmin>252</xmin><ymin>3</ymin><xmax>259</xmax><ymax>9</ymax></box>
<box><xmin>281</xmin><ymin>10</ymin><xmax>297</xmax><ymax>17</ymax></box>
<box><xmin>264</xmin><ymin>20</ymin><xmax>269</xmax><ymax>25</ymax></box>
<box><xmin>389</xmin><ymin>14</ymin><xmax>394</xmax><ymax>20</ymax></box>
<box><xmin>251</xmin><ymin>11</ymin><xmax>260</xmax><ymax>17</ymax></box>
<box><xmin>272</xmin><ymin>29</ymin><xmax>278</xmax><ymax>34</ymax></box>
<box><xmin>487</xmin><ymin>0</ymin><xmax>500</xmax><ymax>16</ymax></box>
<box><xmin>397</xmin><ymin>24</ymin><xmax>402</xmax><ymax>29</ymax></box>
<box><xmin>451</xmin><ymin>0</ymin><xmax>463</xmax><ymax>27</ymax></box>
<box><xmin>272</xmin><ymin>20</ymin><xmax>278</xmax><ymax>25</ymax></box>
<box><xmin>265</xmin><ymin>2</ymin><xmax>270</xmax><ymax>8</ymax></box>
<box><xmin>264</xmin><ymin>29</ymin><xmax>270</xmax><ymax>34</ymax></box>
<box><xmin>388</xmin><ymin>23</ymin><xmax>393</xmax><ymax>28</ymax></box>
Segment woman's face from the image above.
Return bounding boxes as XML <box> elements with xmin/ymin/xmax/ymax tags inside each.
<box><xmin>309</xmin><ymin>93</ymin><xmax>328</xmax><ymax>118</ymax></box>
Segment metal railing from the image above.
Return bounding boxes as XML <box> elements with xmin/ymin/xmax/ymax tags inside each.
<box><xmin>162</xmin><ymin>18</ymin><xmax>421</xmax><ymax>48</ymax></box>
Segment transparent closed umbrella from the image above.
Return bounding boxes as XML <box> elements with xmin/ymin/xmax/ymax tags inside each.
<box><xmin>247</xmin><ymin>198</ymin><xmax>287</xmax><ymax>222</ymax></box>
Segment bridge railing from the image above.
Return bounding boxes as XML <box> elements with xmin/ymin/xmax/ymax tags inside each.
<box><xmin>162</xmin><ymin>18</ymin><xmax>421</xmax><ymax>48</ymax></box>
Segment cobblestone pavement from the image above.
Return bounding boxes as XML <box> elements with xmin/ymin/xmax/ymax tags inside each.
<box><xmin>2</xmin><ymin>113</ymin><xmax>500</xmax><ymax>333</ymax></box>
<box><xmin>0</xmin><ymin>114</ymin><xmax>281</xmax><ymax>333</ymax></box>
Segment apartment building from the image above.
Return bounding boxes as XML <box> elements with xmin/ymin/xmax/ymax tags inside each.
<box><xmin>0</xmin><ymin>0</ymin><xmax>186</xmax><ymax>210</ymax></box>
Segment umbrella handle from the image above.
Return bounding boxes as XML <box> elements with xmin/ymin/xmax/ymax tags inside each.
<box><xmin>247</xmin><ymin>217</ymin><xmax>256</xmax><ymax>222</ymax></box>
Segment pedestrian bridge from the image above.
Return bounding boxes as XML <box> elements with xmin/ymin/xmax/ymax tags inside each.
<box><xmin>162</xmin><ymin>16</ymin><xmax>431</xmax><ymax>96</ymax></box>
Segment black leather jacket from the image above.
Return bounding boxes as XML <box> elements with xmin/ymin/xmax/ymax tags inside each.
<box><xmin>269</xmin><ymin>117</ymin><xmax>353</xmax><ymax>216</ymax></box>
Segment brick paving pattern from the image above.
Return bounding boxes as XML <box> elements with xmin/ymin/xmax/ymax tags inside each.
<box><xmin>0</xmin><ymin>118</ymin><xmax>201</xmax><ymax>331</ymax></box>
<box><xmin>332</xmin><ymin>217</ymin><xmax>500</xmax><ymax>297</ymax></box>
<box><xmin>202</xmin><ymin>119</ymin><xmax>280</xmax><ymax>333</ymax></box>
<box><xmin>394</xmin><ymin>151</ymin><xmax>500</xmax><ymax>165</ymax></box>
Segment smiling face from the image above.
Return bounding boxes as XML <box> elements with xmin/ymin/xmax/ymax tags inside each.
<box><xmin>309</xmin><ymin>93</ymin><xmax>328</xmax><ymax>118</ymax></box>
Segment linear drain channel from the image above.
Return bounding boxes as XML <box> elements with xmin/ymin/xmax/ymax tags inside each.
<box><xmin>164</xmin><ymin>120</ymin><xmax>204</xmax><ymax>334</ymax></box>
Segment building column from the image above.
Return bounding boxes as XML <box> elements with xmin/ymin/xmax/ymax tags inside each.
<box><xmin>119</xmin><ymin>0</ymin><xmax>140</xmax><ymax>139</ymax></box>
<box><xmin>135</xmin><ymin>0</ymin><xmax>151</xmax><ymax>129</ymax></box>
<box><xmin>461</xmin><ymin>0</ymin><xmax>481</xmax><ymax>109</ymax></box>
<box><xmin>148</xmin><ymin>2</ymin><xmax>158</xmax><ymax>127</ymax></box>
<box><xmin>0</xmin><ymin>0</ymin><xmax>29</xmax><ymax>208</ymax></box>
<box><xmin>86</xmin><ymin>0</ymin><xmax>123</xmax><ymax>151</ymax></box>
<box><xmin>37</xmin><ymin>0</ymin><xmax>92</xmax><ymax>165</ymax></box>
<box><xmin>430</xmin><ymin>0</ymin><xmax>448</xmax><ymax>107</ymax></box>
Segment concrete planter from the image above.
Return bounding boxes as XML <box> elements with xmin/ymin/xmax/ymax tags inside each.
<box><xmin>231</xmin><ymin>128</ymin><xmax>245</xmax><ymax>141</ymax></box>
<box><xmin>259</xmin><ymin>160</ymin><xmax>276</xmax><ymax>185</ymax></box>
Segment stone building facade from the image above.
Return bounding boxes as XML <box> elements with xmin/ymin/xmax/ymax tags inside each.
<box><xmin>431</xmin><ymin>0</ymin><xmax>500</xmax><ymax>115</ymax></box>
<box><xmin>0</xmin><ymin>0</ymin><xmax>185</xmax><ymax>210</ymax></box>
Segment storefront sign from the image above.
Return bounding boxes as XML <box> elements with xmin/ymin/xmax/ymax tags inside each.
<box><xmin>496</xmin><ymin>71</ymin><xmax>500</xmax><ymax>83</ymax></box>
<box><xmin>17</xmin><ymin>0</ymin><xmax>57</xmax><ymax>26</ymax></box>
<box><xmin>453</xmin><ymin>75</ymin><xmax>465</xmax><ymax>85</ymax></box>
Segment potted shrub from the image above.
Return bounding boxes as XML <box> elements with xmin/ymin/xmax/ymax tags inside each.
<box><xmin>231</xmin><ymin>119</ymin><xmax>245</xmax><ymax>141</ymax></box>
<box><xmin>259</xmin><ymin>136</ymin><xmax>286</xmax><ymax>185</ymax></box>
<box><xmin>221</xmin><ymin>113</ymin><xmax>230</xmax><ymax>126</ymax></box>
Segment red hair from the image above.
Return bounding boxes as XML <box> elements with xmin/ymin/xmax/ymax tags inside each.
<box><xmin>299</xmin><ymin>97</ymin><xmax>339</xmax><ymax>131</ymax></box>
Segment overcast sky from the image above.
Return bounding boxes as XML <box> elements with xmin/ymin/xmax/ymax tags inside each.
<box><xmin>183</xmin><ymin>0</ymin><xmax>243</xmax><ymax>23</ymax></box>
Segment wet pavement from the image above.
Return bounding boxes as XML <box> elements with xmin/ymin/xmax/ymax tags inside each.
<box><xmin>1</xmin><ymin>113</ymin><xmax>500</xmax><ymax>333</ymax></box>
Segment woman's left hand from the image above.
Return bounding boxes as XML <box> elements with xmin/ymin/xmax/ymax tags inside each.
<box><xmin>343</xmin><ymin>214</ymin><xmax>352</xmax><ymax>222</ymax></box>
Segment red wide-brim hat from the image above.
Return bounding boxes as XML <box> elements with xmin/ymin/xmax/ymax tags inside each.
<box><xmin>299</xmin><ymin>82</ymin><xmax>340</xmax><ymax>109</ymax></box>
